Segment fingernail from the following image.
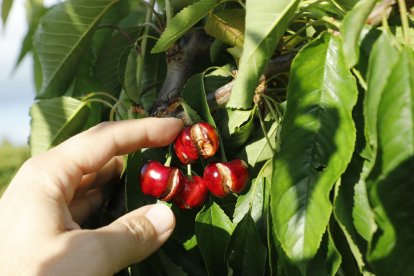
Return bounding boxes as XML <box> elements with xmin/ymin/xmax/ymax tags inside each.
<box><xmin>145</xmin><ymin>204</ymin><xmax>175</xmax><ymax>235</ymax></box>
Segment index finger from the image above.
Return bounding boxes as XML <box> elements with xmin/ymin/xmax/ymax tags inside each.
<box><xmin>28</xmin><ymin>118</ymin><xmax>183</xmax><ymax>200</ymax></box>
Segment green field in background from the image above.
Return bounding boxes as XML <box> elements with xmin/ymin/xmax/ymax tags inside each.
<box><xmin>0</xmin><ymin>141</ymin><xmax>29</xmax><ymax>195</ymax></box>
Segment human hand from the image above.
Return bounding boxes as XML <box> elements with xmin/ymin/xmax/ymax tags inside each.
<box><xmin>0</xmin><ymin>118</ymin><xmax>183</xmax><ymax>275</ymax></box>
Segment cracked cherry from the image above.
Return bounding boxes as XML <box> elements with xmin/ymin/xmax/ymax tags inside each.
<box><xmin>174</xmin><ymin>175</ymin><xmax>208</xmax><ymax>209</ymax></box>
<box><xmin>191</xmin><ymin>122</ymin><xmax>219</xmax><ymax>159</ymax></box>
<box><xmin>174</xmin><ymin>122</ymin><xmax>219</xmax><ymax>164</ymax></box>
<box><xmin>140</xmin><ymin>161</ymin><xmax>183</xmax><ymax>201</ymax></box>
<box><xmin>174</xmin><ymin>126</ymin><xmax>199</xmax><ymax>164</ymax></box>
<box><xmin>203</xmin><ymin>159</ymin><xmax>249</xmax><ymax>198</ymax></box>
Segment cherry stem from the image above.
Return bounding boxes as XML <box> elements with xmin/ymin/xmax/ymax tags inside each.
<box><xmin>397</xmin><ymin>0</ymin><xmax>410</xmax><ymax>44</ymax></box>
<box><xmin>187</xmin><ymin>164</ymin><xmax>192</xmax><ymax>176</ymax></box>
<box><xmin>82</xmin><ymin>92</ymin><xmax>118</xmax><ymax>103</ymax></box>
<box><xmin>84</xmin><ymin>98</ymin><xmax>123</xmax><ymax>121</ymax></box>
<box><xmin>218</xmin><ymin>134</ymin><xmax>228</xmax><ymax>162</ymax></box>
<box><xmin>165</xmin><ymin>144</ymin><xmax>173</xmax><ymax>167</ymax></box>
<box><xmin>261</xmin><ymin>95</ymin><xmax>279</xmax><ymax>121</ymax></box>
<box><xmin>256</xmin><ymin>103</ymin><xmax>276</xmax><ymax>153</ymax></box>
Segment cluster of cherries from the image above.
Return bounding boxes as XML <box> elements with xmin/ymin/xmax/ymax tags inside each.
<box><xmin>140</xmin><ymin>122</ymin><xmax>249</xmax><ymax>209</ymax></box>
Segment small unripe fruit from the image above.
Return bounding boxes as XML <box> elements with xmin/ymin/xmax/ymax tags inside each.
<box><xmin>203</xmin><ymin>159</ymin><xmax>249</xmax><ymax>198</ymax></box>
<box><xmin>140</xmin><ymin>161</ymin><xmax>183</xmax><ymax>201</ymax></box>
<box><xmin>174</xmin><ymin>176</ymin><xmax>208</xmax><ymax>209</ymax></box>
<box><xmin>174</xmin><ymin>122</ymin><xmax>219</xmax><ymax>164</ymax></box>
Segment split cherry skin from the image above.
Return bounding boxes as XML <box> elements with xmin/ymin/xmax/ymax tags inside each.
<box><xmin>174</xmin><ymin>122</ymin><xmax>219</xmax><ymax>164</ymax></box>
<box><xmin>174</xmin><ymin>126</ymin><xmax>199</xmax><ymax>164</ymax></box>
<box><xmin>203</xmin><ymin>159</ymin><xmax>249</xmax><ymax>198</ymax></box>
<box><xmin>174</xmin><ymin>176</ymin><xmax>208</xmax><ymax>209</ymax></box>
<box><xmin>140</xmin><ymin>161</ymin><xmax>183</xmax><ymax>201</ymax></box>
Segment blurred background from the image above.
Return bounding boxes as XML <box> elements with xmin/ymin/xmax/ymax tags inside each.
<box><xmin>0</xmin><ymin>0</ymin><xmax>39</xmax><ymax>191</ymax></box>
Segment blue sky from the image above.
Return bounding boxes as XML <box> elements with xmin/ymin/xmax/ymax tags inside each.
<box><xmin>0</xmin><ymin>0</ymin><xmax>36</xmax><ymax>145</ymax></box>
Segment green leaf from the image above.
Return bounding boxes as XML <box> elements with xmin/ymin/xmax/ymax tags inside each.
<box><xmin>95</xmin><ymin>28</ymin><xmax>140</xmax><ymax>98</ymax></box>
<box><xmin>237</xmin><ymin>119</ymin><xmax>278</xmax><ymax>168</ymax></box>
<box><xmin>205</xmin><ymin>9</ymin><xmax>245</xmax><ymax>48</ymax></box>
<box><xmin>1</xmin><ymin>0</ymin><xmax>13</xmax><ymax>27</ymax></box>
<box><xmin>226</xmin><ymin>213</ymin><xmax>267</xmax><ymax>276</ymax></box>
<box><xmin>180</xmin><ymin>100</ymin><xmax>202</xmax><ymax>124</ymax></box>
<box><xmin>227</xmin><ymin>0</ymin><xmax>300</xmax><ymax>109</ymax></box>
<box><xmin>217</xmin><ymin>108</ymin><xmax>256</xmax><ymax>152</ymax></box>
<box><xmin>340</xmin><ymin>0</ymin><xmax>377</xmax><ymax>69</ymax></box>
<box><xmin>140</xmin><ymin>39</ymin><xmax>167</xmax><ymax>109</ymax></box>
<box><xmin>29</xmin><ymin>96</ymin><xmax>90</xmax><ymax>156</ymax></box>
<box><xmin>334</xmin><ymin>0</ymin><xmax>359</xmax><ymax>10</ymax></box>
<box><xmin>233</xmin><ymin>159</ymin><xmax>272</xmax><ymax>225</ymax></box>
<box><xmin>333</xmin><ymin>72</ymin><xmax>375</xmax><ymax>274</ymax></box>
<box><xmin>368</xmin><ymin>47</ymin><xmax>414</xmax><ymax>275</ymax></box>
<box><xmin>195</xmin><ymin>201</ymin><xmax>234</xmax><ymax>276</ymax></box>
<box><xmin>124</xmin><ymin>48</ymin><xmax>140</xmax><ymax>101</ymax></box>
<box><xmin>14</xmin><ymin>1</ymin><xmax>47</xmax><ymax>69</ymax></box>
<box><xmin>182</xmin><ymin>73</ymin><xmax>229</xmax><ymax>127</ymax></box>
<box><xmin>364</xmin><ymin>31</ymin><xmax>399</xmax><ymax>161</ymax></box>
<box><xmin>33</xmin><ymin>49</ymin><xmax>43</xmax><ymax>93</ymax></box>
<box><xmin>333</xmin><ymin>176</ymin><xmax>371</xmax><ymax>274</ymax></box>
<box><xmin>271</xmin><ymin>33</ymin><xmax>358</xmax><ymax>265</ymax></box>
<box><xmin>170</xmin><ymin>0</ymin><xmax>198</xmax><ymax>13</ymax></box>
<box><xmin>151</xmin><ymin>0</ymin><xmax>220</xmax><ymax>53</ymax></box>
<box><xmin>125</xmin><ymin>151</ymin><xmax>154</xmax><ymax>212</ymax></box>
<box><xmin>306</xmin><ymin>229</ymin><xmax>342</xmax><ymax>276</ymax></box>
<box><xmin>34</xmin><ymin>0</ymin><xmax>120</xmax><ymax>98</ymax></box>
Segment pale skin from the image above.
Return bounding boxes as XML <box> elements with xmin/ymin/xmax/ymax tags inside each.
<box><xmin>0</xmin><ymin>118</ymin><xmax>183</xmax><ymax>275</ymax></box>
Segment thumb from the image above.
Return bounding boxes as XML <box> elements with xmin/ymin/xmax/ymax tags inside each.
<box><xmin>92</xmin><ymin>204</ymin><xmax>175</xmax><ymax>273</ymax></box>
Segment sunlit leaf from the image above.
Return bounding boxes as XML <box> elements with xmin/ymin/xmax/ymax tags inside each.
<box><xmin>29</xmin><ymin>96</ymin><xmax>90</xmax><ymax>156</ymax></box>
<box><xmin>195</xmin><ymin>201</ymin><xmax>234</xmax><ymax>276</ymax></box>
<box><xmin>151</xmin><ymin>0</ymin><xmax>221</xmax><ymax>53</ymax></box>
<box><xmin>233</xmin><ymin>160</ymin><xmax>272</xmax><ymax>225</ymax></box>
<box><xmin>271</xmin><ymin>33</ymin><xmax>358</xmax><ymax>264</ymax></box>
<box><xmin>368</xmin><ymin>47</ymin><xmax>414</xmax><ymax>275</ymax></box>
<box><xmin>205</xmin><ymin>9</ymin><xmax>245</xmax><ymax>48</ymax></box>
<box><xmin>34</xmin><ymin>0</ymin><xmax>121</xmax><ymax>98</ymax></box>
<box><xmin>227</xmin><ymin>0</ymin><xmax>300</xmax><ymax>109</ymax></box>
<box><xmin>237</xmin><ymin>119</ymin><xmax>278</xmax><ymax>169</ymax></box>
<box><xmin>217</xmin><ymin>108</ymin><xmax>256</xmax><ymax>152</ymax></box>
<box><xmin>341</xmin><ymin>0</ymin><xmax>377</xmax><ymax>68</ymax></box>
<box><xmin>364</xmin><ymin>31</ymin><xmax>399</xmax><ymax>162</ymax></box>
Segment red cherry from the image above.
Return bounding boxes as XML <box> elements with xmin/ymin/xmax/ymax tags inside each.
<box><xmin>203</xmin><ymin>159</ymin><xmax>249</xmax><ymax>198</ymax></box>
<box><xmin>140</xmin><ymin>161</ymin><xmax>183</xmax><ymax>201</ymax></box>
<box><xmin>174</xmin><ymin>122</ymin><xmax>220</xmax><ymax>164</ymax></box>
<box><xmin>190</xmin><ymin>122</ymin><xmax>219</xmax><ymax>159</ymax></box>
<box><xmin>174</xmin><ymin>126</ymin><xmax>199</xmax><ymax>164</ymax></box>
<box><xmin>174</xmin><ymin>176</ymin><xmax>208</xmax><ymax>209</ymax></box>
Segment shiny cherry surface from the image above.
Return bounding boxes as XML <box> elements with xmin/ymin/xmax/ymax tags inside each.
<box><xmin>140</xmin><ymin>161</ymin><xmax>183</xmax><ymax>201</ymax></box>
<box><xmin>203</xmin><ymin>159</ymin><xmax>249</xmax><ymax>198</ymax></box>
<box><xmin>174</xmin><ymin>122</ymin><xmax>219</xmax><ymax>164</ymax></box>
<box><xmin>174</xmin><ymin>176</ymin><xmax>208</xmax><ymax>209</ymax></box>
<box><xmin>174</xmin><ymin>126</ymin><xmax>199</xmax><ymax>164</ymax></box>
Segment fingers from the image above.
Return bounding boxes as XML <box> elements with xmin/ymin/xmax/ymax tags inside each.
<box><xmin>67</xmin><ymin>204</ymin><xmax>175</xmax><ymax>274</ymax></box>
<box><xmin>69</xmin><ymin>189</ymin><xmax>103</xmax><ymax>225</ymax></box>
<box><xmin>75</xmin><ymin>157</ymin><xmax>124</xmax><ymax>197</ymax></box>
<box><xmin>27</xmin><ymin>118</ymin><xmax>183</xmax><ymax>201</ymax></box>
<box><xmin>57</xmin><ymin>117</ymin><xmax>182</xmax><ymax>174</ymax></box>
